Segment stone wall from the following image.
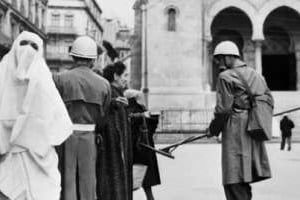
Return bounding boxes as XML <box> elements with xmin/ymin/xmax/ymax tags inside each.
<box><xmin>131</xmin><ymin>0</ymin><xmax>300</xmax><ymax>117</ymax></box>
<box><xmin>146</xmin><ymin>0</ymin><xmax>204</xmax><ymax>110</ymax></box>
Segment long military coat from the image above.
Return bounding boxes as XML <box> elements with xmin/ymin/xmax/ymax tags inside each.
<box><xmin>210</xmin><ymin>63</ymin><xmax>272</xmax><ymax>185</ymax></box>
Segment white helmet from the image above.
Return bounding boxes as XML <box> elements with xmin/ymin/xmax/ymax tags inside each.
<box><xmin>213</xmin><ymin>41</ymin><xmax>240</xmax><ymax>57</ymax></box>
<box><xmin>69</xmin><ymin>36</ymin><xmax>97</xmax><ymax>59</ymax></box>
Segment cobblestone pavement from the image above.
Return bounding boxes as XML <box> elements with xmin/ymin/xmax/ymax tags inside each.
<box><xmin>152</xmin><ymin>143</ymin><xmax>300</xmax><ymax>200</ymax></box>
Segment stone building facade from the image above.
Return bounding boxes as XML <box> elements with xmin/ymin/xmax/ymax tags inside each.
<box><xmin>0</xmin><ymin>0</ymin><xmax>47</xmax><ymax>59</ymax></box>
<box><xmin>46</xmin><ymin>0</ymin><xmax>103</xmax><ymax>71</ymax></box>
<box><xmin>101</xmin><ymin>18</ymin><xmax>132</xmax><ymax>70</ymax></box>
<box><xmin>132</xmin><ymin>0</ymin><xmax>300</xmax><ymax>131</ymax></box>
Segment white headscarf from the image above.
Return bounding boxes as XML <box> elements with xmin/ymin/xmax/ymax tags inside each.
<box><xmin>0</xmin><ymin>31</ymin><xmax>72</xmax><ymax>156</ymax></box>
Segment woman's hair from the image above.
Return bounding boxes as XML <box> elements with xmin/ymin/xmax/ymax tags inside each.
<box><xmin>103</xmin><ymin>62</ymin><xmax>126</xmax><ymax>83</ymax></box>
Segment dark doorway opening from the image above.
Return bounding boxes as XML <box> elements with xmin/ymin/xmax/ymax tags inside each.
<box><xmin>262</xmin><ymin>7</ymin><xmax>300</xmax><ymax>91</ymax></box>
<box><xmin>262</xmin><ymin>54</ymin><xmax>296</xmax><ymax>90</ymax></box>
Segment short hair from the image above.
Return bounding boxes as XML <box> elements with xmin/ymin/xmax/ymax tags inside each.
<box><xmin>103</xmin><ymin>62</ymin><xmax>126</xmax><ymax>83</ymax></box>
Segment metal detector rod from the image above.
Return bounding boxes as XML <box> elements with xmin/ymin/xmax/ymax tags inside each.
<box><xmin>139</xmin><ymin>143</ymin><xmax>175</xmax><ymax>159</ymax></box>
<box><xmin>273</xmin><ymin>107</ymin><xmax>300</xmax><ymax>117</ymax></box>
<box><xmin>159</xmin><ymin>133</ymin><xmax>208</xmax><ymax>153</ymax></box>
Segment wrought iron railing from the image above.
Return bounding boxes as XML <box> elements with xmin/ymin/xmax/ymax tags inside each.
<box><xmin>157</xmin><ymin>109</ymin><xmax>214</xmax><ymax>133</ymax></box>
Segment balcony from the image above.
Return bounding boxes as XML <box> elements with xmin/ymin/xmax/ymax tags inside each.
<box><xmin>47</xmin><ymin>26</ymin><xmax>78</xmax><ymax>35</ymax></box>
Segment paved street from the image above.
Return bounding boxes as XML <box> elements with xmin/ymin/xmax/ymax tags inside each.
<box><xmin>152</xmin><ymin>143</ymin><xmax>300</xmax><ymax>200</ymax></box>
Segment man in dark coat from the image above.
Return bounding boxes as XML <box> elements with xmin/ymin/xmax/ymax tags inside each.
<box><xmin>208</xmin><ymin>41</ymin><xmax>272</xmax><ymax>200</ymax></box>
<box><xmin>53</xmin><ymin>36</ymin><xmax>111</xmax><ymax>200</ymax></box>
<box><xmin>280</xmin><ymin>115</ymin><xmax>294</xmax><ymax>151</ymax></box>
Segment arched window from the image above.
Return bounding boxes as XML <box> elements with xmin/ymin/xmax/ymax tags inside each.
<box><xmin>167</xmin><ymin>8</ymin><xmax>177</xmax><ymax>31</ymax></box>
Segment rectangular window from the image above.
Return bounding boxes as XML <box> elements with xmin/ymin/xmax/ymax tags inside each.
<box><xmin>35</xmin><ymin>3</ymin><xmax>39</xmax><ymax>26</ymax></box>
<box><xmin>20</xmin><ymin>0</ymin><xmax>25</xmax><ymax>15</ymax></box>
<box><xmin>11</xmin><ymin>20</ymin><xmax>18</xmax><ymax>40</ymax></box>
<box><xmin>0</xmin><ymin>13</ymin><xmax>3</xmax><ymax>31</ymax></box>
<box><xmin>41</xmin><ymin>9</ymin><xmax>45</xmax><ymax>31</ymax></box>
<box><xmin>64</xmin><ymin>15</ymin><xmax>73</xmax><ymax>28</ymax></box>
<box><xmin>51</xmin><ymin>14</ymin><xmax>60</xmax><ymax>27</ymax></box>
<box><xmin>28</xmin><ymin>0</ymin><xmax>33</xmax><ymax>21</ymax></box>
<box><xmin>11</xmin><ymin>0</ymin><xmax>17</xmax><ymax>8</ymax></box>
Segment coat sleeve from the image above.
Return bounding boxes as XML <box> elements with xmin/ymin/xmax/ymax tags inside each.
<box><xmin>103</xmin><ymin>83</ymin><xmax>112</xmax><ymax>116</ymax></box>
<box><xmin>209</xmin><ymin>75</ymin><xmax>234</xmax><ymax>136</ymax></box>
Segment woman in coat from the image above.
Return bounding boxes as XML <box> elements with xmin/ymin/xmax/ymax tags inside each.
<box><xmin>98</xmin><ymin>62</ymin><xmax>133</xmax><ymax>200</ymax></box>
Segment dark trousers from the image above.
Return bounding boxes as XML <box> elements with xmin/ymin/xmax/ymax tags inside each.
<box><xmin>58</xmin><ymin>131</ymin><xmax>97</xmax><ymax>200</ymax></box>
<box><xmin>224</xmin><ymin>183</ymin><xmax>252</xmax><ymax>200</ymax></box>
<box><xmin>281</xmin><ymin>136</ymin><xmax>291</xmax><ymax>150</ymax></box>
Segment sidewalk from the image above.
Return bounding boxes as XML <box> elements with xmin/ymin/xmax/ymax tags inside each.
<box><xmin>152</xmin><ymin>143</ymin><xmax>300</xmax><ymax>200</ymax></box>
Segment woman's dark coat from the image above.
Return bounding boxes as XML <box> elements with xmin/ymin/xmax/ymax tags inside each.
<box><xmin>97</xmin><ymin>85</ymin><xmax>132</xmax><ymax>200</ymax></box>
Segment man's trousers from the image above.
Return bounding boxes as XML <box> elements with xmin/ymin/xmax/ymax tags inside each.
<box><xmin>224</xmin><ymin>183</ymin><xmax>252</xmax><ymax>200</ymax></box>
<box><xmin>58</xmin><ymin>131</ymin><xmax>96</xmax><ymax>200</ymax></box>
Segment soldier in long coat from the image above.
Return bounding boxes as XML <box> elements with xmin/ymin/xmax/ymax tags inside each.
<box><xmin>208</xmin><ymin>41</ymin><xmax>272</xmax><ymax>200</ymax></box>
<box><xmin>53</xmin><ymin>36</ymin><xmax>111</xmax><ymax>200</ymax></box>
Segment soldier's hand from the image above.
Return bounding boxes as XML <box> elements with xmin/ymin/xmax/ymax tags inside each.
<box><xmin>206</xmin><ymin>128</ymin><xmax>214</xmax><ymax>138</ymax></box>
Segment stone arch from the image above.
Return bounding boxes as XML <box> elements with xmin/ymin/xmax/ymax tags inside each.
<box><xmin>261</xmin><ymin>6</ymin><xmax>300</xmax><ymax>91</ymax></box>
<box><xmin>206</xmin><ymin>0</ymin><xmax>256</xmax><ymax>40</ymax></box>
<box><xmin>257</xmin><ymin>0</ymin><xmax>300</xmax><ymax>41</ymax></box>
<box><xmin>210</xmin><ymin>7</ymin><xmax>253</xmax><ymax>90</ymax></box>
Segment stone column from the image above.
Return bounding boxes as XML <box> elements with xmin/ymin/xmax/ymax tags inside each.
<box><xmin>295</xmin><ymin>48</ymin><xmax>300</xmax><ymax>90</ymax></box>
<box><xmin>254</xmin><ymin>40</ymin><xmax>263</xmax><ymax>74</ymax></box>
<box><xmin>141</xmin><ymin>4</ymin><xmax>149</xmax><ymax>107</ymax></box>
<box><xmin>130</xmin><ymin>8</ymin><xmax>142</xmax><ymax>90</ymax></box>
<box><xmin>3</xmin><ymin>9</ymin><xmax>11</xmax><ymax>36</ymax></box>
<box><xmin>243</xmin><ymin>39</ymin><xmax>255</xmax><ymax>69</ymax></box>
<box><xmin>203</xmin><ymin>39</ymin><xmax>212</xmax><ymax>91</ymax></box>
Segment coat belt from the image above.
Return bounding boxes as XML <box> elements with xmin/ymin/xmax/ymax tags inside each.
<box><xmin>73</xmin><ymin>124</ymin><xmax>95</xmax><ymax>132</ymax></box>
